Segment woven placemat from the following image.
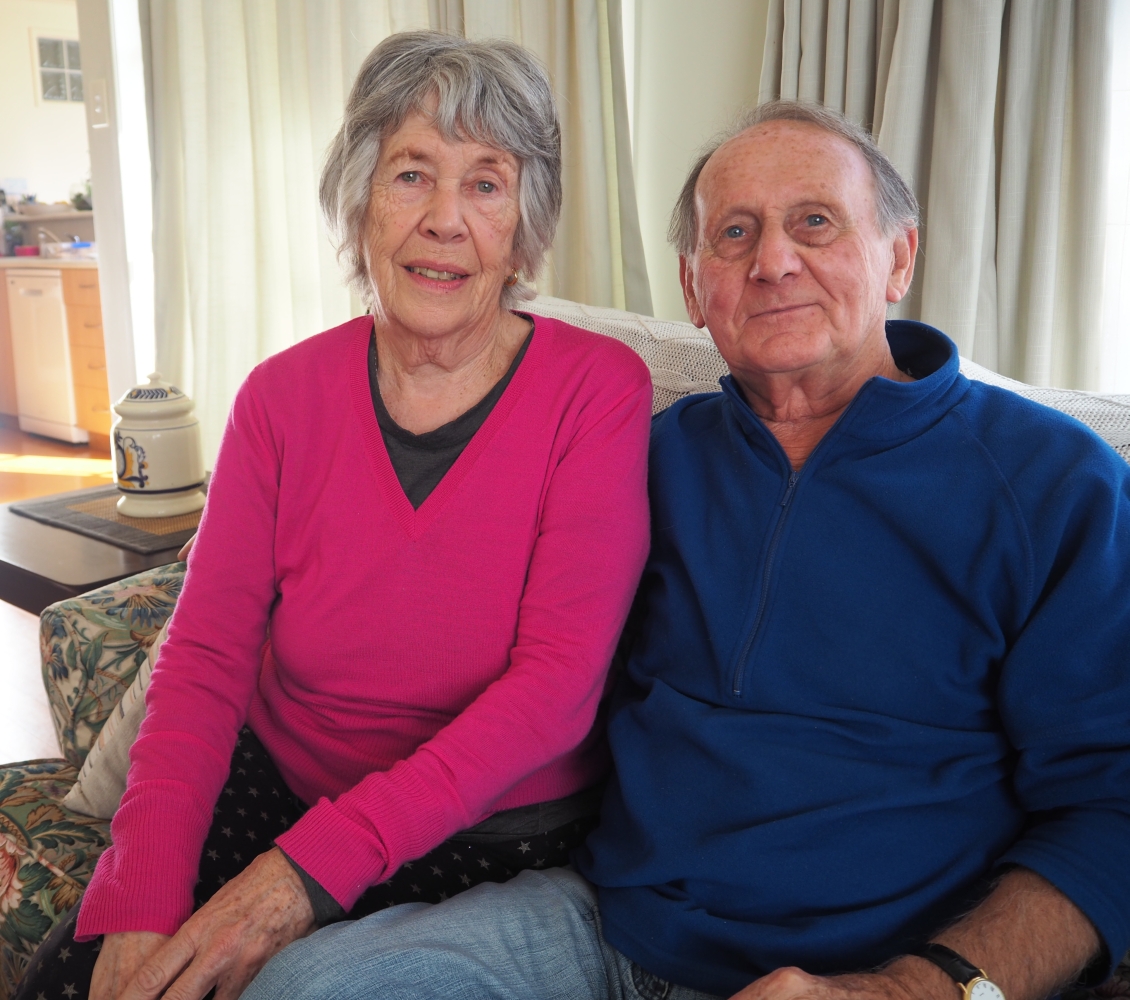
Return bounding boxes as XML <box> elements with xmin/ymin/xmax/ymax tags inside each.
<box><xmin>10</xmin><ymin>483</ymin><xmax>203</xmax><ymax>554</ymax></box>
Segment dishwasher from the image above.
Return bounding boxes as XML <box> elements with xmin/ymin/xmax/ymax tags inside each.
<box><xmin>5</xmin><ymin>269</ymin><xmax>87</xmax><ymax>443</ymax></box>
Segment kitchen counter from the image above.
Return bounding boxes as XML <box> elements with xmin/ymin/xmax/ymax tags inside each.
<box><xmin>0</xmin><ymin>257</ymin><xmax>97</xmax><ymax>270</ymax></box>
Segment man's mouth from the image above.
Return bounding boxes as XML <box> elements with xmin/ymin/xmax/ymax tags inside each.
<box><xmin>406</xmin><ymin>265</ymin><xmax>468</xmax><ymax>282</ymax></box>
<box><xmin>753</xmin><ymin>304</ymin><xmax>814</xmax><ymax>319</ymax></box>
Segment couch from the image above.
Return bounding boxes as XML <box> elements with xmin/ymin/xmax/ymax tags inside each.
<box><xmin>2</xmin><ymin>297</ymin><xmax>1129</xmax><ymax>997</ymax></box>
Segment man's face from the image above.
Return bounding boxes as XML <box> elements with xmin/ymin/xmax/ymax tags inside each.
<box><xmin>681</xmin><ymin>121</ymin><xmax>915</xmax><ymax>383</ymax></box>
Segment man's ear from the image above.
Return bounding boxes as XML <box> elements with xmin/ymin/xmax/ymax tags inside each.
<box><xmin>680</xmin><ymin>256</ymin><xmax>707</xmax><ymax>328</ymax></box>
<box><xmin>886</xmin><ymin>226</ymin><xmax>918</xmax><ymax>304</ymax></box>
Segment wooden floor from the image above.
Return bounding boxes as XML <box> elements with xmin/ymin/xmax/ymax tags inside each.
<box><xmin>0</xmin><ymin>415</ymin><xmax>99</xmax><ymax>763</ymax></box>
<box><xmin>0</xmin><ymin>413</ymin><xmax>114</xmax><ymax>504</ymax></box>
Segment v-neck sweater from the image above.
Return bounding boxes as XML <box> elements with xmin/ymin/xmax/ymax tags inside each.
<box><xmin>77</xmin><ymin>313</ymin><xmax>652</xmax><ymax>936</ymax></box>
<box><xmin>370</xmin><ymin>326</ymin><xmax>533</xmax><ymax>508</ymax></box>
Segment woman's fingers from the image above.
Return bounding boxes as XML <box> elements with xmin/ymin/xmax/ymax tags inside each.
<box><xmin>177</xmin><ymin>532</ymin><xmax>197</xmax><ymax>561</ymax></box>
<box><xmin>118</xmin><ymin>848</ymin><xmax>316</xmax><ymax>1000</ymax></box>
<box><xmin>122</xmin><ymin>932</ymin><xmax>197</xmax><ymax>1000</ymax></box>
<box><xmin>89</xmin><ymin>932</ymin><xmax>170</xmax><ymax>1000</ymax></box>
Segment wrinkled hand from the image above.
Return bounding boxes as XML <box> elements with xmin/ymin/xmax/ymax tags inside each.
<box><xmin>729</xmin><ymin>959</ymin><xmax>952</xmax><ymax>1000</ymax></box>
<box><xmin>90</xmin><ymin>931</ymin><xmax>170</xmax><ymax>1000</ymax></box>
<box><xmin>177</xmin><ymin>533</ymin><xmax>196</xmax><ymax>562</ymax></box>
<box><xmin>109</xmin><ymin>847</ymin><xmax>315</xmax><ymax>1000</ymax></box>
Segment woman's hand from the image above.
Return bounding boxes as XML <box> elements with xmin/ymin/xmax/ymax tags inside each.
<box><xmin>107</xmin><ymin>847</ymin><xmax>316</xmax><ymax>1000</ymax></box>
<box><xmin>90</xmin><ymin>931</ymin><xmax>170</xmax><ymax>1000</ymax></box>
<box><xmin>177</xmin><ymin>532</ymin><xmax>196</xmax><ymax>561</ymax></box>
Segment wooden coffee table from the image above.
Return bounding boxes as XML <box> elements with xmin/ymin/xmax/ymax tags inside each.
<box><xmin>0</xmin><ymin>501</ymin><xmax>182</xmax><ymax>615</ymax></box>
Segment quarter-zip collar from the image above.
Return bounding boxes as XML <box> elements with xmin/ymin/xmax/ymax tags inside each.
<box><xmin>718</xmin><ymin>320</ymin><xmax>968</xmax><ymax>463</ymax></box>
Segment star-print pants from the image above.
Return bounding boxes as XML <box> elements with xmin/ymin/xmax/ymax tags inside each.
<box><xmin>14</xmin><ymin>727</ymin><xmax>597</xmax><ymax>1000</ymax></box>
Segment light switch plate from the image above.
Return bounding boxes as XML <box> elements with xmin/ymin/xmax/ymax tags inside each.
<box><xmin>90</xmin><ymin>79</ymin><xmax>109</xmax><ymax>129</ymax></box>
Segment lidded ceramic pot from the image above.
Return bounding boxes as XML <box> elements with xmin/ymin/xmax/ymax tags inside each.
<box><xmin>112</xmin><ymin>373</ymin><xmax>206</xmax><ymax>518</ymax></box>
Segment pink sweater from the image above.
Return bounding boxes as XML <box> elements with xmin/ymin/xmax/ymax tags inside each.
<box><xmin>77</xmin><ymin>314</ymin><xmax>651</xmax><ymax>936</ymax></box>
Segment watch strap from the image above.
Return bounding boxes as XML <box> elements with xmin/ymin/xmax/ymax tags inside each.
<box><xmin>912</xmin><ymin>943</ymin><xmax>985</xmax><ymax>987</ymax></box>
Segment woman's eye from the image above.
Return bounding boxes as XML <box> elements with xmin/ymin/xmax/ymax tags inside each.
<box><xmin>723</xmin><ymin>225</ymin><xmax>746</xmax><ymax>239</ymax></box>
<box><xmin>400</xmin><ymin>171</ymin><xmax>420</xmax><ymax>183</ymax></box>
<box><xmin>805</xmin><ymin>214</ymin><xmax>828</xmax><ymax>227</ymax></box>
<box><xmin>476</xmin><ymin>180</ymin><xmax>496</xmax><ymax>193</ymax></box>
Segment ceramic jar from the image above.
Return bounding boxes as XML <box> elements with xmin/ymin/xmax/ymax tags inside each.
<box><xmin>112</xmin><ymin>373</ymin><xmax>206</xmax><ymax>518</ymax></box>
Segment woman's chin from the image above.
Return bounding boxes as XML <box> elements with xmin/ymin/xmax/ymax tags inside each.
<box><xmin>380</xmin><ymin>290</ymin><xmax>501</xmax><ymax>339</ymax></box>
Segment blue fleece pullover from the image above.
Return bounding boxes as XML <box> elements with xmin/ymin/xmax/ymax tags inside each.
<box><xmin>577</xmin><ymin>322</ymin><xmax>1130</xmax><ymax>997</ymax></box>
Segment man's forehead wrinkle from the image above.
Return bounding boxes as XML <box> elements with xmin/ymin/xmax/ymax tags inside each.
<box><xmin>695</xmin><ymin>120</ymin><xmax>875</xmax><ymax>229</ymax></box>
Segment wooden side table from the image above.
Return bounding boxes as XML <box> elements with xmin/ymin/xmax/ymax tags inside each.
<box><xmin>0</xmin><ymin>502</ymin><xmax>181</xmax><ymax>615</ymax></box>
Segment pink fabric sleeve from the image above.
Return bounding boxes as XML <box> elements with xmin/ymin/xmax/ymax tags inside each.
<box><xmin>273</xmin><ymin>374</ymin><xmax>652</xmax><ymax>910</ymax></box>
<box><xmin>76</xmin><ymin>377</ymin><xmax>283</xmax><ymax>937</ymax></box>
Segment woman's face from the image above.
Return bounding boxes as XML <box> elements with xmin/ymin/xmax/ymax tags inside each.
<box><xmin>366</xmin><ymin>111</ymin><xmax>523</xmax><ymax>340</ymax></box>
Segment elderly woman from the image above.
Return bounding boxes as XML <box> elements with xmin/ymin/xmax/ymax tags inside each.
<box><xmin>14</xmin><ymin>30</ymin><xmax>650</xmax><ymax>1000</ymax></box>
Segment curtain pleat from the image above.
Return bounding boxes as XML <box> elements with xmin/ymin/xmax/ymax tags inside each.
<box><xmin>759</xmin><ymin>0</ymin><xmax>1113</xmax><ymax>389</ymax></box>
<box><xmin>147</xmin><ymin>0</ymin><xmax>649</xmax><ymax>462</ymax></box>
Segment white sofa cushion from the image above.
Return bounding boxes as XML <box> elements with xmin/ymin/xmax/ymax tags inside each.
<box><xmin>62</xmin><ymin>620</ymin><xmax>169</xmax><ymax>819</ymax></box>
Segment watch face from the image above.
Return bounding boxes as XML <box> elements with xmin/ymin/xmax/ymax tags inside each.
<box><xmin>968</xmin><ymin>979</ymin><xmax>1006</xmax><ymax>1000</ymax></box>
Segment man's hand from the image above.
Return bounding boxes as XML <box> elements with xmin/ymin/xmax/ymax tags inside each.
<box><xmin>729</xmin><ymin>961</ymin><xmax>952</xmax><ymax>1000</ymax></box>
<box><xmin>97</xmin><ymin>847</ymin><xmax>316</xmax><ymax>1000</ymax></box>
<box><xmin>729</xmin><ymin>868</ymin><xmax>1101</xmax><ymax>1000</ymax></box>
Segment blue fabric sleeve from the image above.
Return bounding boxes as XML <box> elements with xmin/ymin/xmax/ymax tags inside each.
<box><xmin>992</xmin><ymin>427</ymin><xmax>1130</xmax><ymax>978</ymax></box>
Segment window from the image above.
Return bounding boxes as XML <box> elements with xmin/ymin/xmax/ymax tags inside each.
<box><xmin>38</xmin><ymin>38</ymin><xmax>82</xmax><ymax>103</ymax></box>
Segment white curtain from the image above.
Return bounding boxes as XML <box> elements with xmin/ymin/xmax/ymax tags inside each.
<box><xmin>146</xmin><ymin>0</ymin><xmax>649</xmax><ymax>462</ymax></box>
<box><xmin>758</xmin><ymin>0</ymin><xmax>1113</xmax><ymax>390</ymax></box>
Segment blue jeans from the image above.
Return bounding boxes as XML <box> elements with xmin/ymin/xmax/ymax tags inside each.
<box><xmin>242</xmin><ymin>867</ymin><xmax>726</xmax><ymax>1000</ymax></box>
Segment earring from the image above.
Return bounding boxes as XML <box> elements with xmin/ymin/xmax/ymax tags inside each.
<box><xmin>504</xmin><ymin>271</ymin><xmax>519</xmax><ymax>286</ymax></box>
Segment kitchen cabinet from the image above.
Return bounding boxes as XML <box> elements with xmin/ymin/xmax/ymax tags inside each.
<box><xmin>62</xmin><ymin>269</ymin><xmax>111</xmax><ymax>439</ymax></box>
<box><xmin>3</xmin><ymin>264</ymin><xmax>110</xmax><ymax>444</ymax></box>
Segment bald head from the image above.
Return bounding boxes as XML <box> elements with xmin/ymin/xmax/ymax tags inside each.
<box><xmin>669</xmin><ymin>101</ymin><xmax>918</xmax><ymax>258</ymax></box>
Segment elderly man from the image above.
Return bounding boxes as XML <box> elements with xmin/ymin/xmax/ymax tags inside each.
<box><xmin>244</xmin><ymin>102</ymin><xmax>1130</xmax><ymax>1000</ymax></box>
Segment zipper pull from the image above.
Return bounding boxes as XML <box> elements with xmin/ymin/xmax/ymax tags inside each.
<box><xmin>781</xmin><ymin>470</ymin><xmax>799</xmax><ymax>506</ymax></box>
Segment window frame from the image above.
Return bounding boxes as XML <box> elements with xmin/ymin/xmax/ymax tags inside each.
<box><xmin>31</xmin><ymin>32</ymin><xmax>83</xmax><ymax>106</ymax></box>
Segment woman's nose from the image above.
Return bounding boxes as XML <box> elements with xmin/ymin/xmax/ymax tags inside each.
<box><xmin>422</xmin><ymin>183</ymin><xmax>468</xmax><ymax>242</ymax></box>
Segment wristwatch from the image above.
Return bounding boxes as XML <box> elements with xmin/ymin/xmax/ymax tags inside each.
<box><xmin>911</xmin><ymin>943</ymin><xmax>1006</xmax><ymax>1000</ymax></box>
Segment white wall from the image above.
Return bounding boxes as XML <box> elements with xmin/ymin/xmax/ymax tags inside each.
<box><xmin>0</xmin><ymin>0</ymin><xmax>90</xmax><ymax>204</ymax></box>
<box><xmin>631</xmin><ymin>0</ymin><xmax>771</xmax><ymax>321</ymax></box>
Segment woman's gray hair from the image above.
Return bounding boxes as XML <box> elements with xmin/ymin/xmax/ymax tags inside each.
<box><xmin>321</xmin><ymin>31</ymin><xmax>562</xmax><ymax>308</ymax></box>
<box><xmin>668</xmin><ymin>101</ymin><xmax>920</xmax><ymax>257</ymax></box>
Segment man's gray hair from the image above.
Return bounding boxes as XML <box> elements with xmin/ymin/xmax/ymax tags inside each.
<box><xmin>668</xmin><ymin>101</ymin><xmax>920</xmax><ymax>257</ymax></box>
<box><xmin>321</xmin><ymin>31</ymin><xmax>561</xmax><ymax>307</ymax></box>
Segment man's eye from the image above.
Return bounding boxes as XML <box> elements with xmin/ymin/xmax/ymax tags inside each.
<box><xmin>723</xmin><ymin>226</ymin><xmax>746</xmax><ymax>239</ymax></box>
<box><xmin>477</xmin><ymin>180</ymin><xmax>496</xmax><ymax>193</ymax></box>
<box><xmin>805</xmin><ymin>214</ymin><xmax>828</xmax><ymax>226</ymax></box>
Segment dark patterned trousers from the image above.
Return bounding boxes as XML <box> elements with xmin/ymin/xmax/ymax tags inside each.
<box><xmin>15</xmin><ymin>728</ymin><xmax>597</xmax><ymax>1000</ymax></box>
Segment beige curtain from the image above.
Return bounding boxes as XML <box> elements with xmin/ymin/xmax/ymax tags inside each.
<box><xmin>147</xmin><ymin>0</ymin><xmax>649</xmax><ymax>462</ymax></box>
<box><xmin>758</xmin><ymin>0</ymin><xmax>1113</xmax><ymax>389</ymax></box>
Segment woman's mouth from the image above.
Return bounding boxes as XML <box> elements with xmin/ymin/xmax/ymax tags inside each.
<box><xmin>405</xmin><ymin>265</ymin><xmax>468</xmax><ymax>282</ymax></box>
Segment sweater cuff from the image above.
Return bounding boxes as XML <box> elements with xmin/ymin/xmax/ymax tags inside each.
<box><xmin>274</xmin><ymin>798</ymin><xmax>389</xmax><ymax>911</ymax></box>
<box><xmin>75</xmin><ymin>782</ymin><xmax>214</xmax><ymax>939</ymax></box>
<box><xmin>999</xmin><ymin>811</ymin><xmax>1130</xmax><ymax>982</ymax></box>
<box><xmin>276</xmin><ymin>846</ymin><xmax>346</xmax><ymax>925</ymax></box>
<box><xmin>274</xmin><ymin>758</ymin><xmax>452</xmax><ymax>911</ymax></box>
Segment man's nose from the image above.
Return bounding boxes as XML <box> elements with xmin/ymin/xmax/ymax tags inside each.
<box><xmin>748</xmin><ymin>225</ymin><xmax>800</xmax><ymax>283</ymax></box>
<box><xmin>422</xmin><ymin>182</ymin><xmax>467</xmax><ymax>242</ymax></box>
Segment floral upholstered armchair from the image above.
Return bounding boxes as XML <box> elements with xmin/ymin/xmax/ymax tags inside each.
<box><xmin>0</xmin><ymin>564</ymin><xmax>184</xmax><ymax>998</ymax></box>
